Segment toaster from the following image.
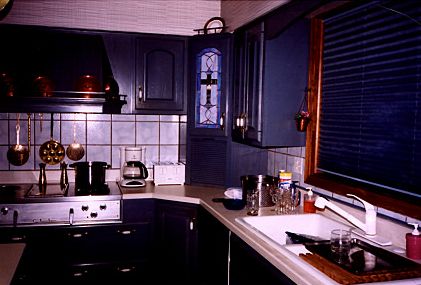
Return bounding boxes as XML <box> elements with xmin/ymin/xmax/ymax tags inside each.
<box><xmin>153</xmin><ymin>162</ymin><xmax>185</xmax><ymax>186</ymax></box>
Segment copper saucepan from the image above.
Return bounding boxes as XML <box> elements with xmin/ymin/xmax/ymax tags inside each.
<box><xmin>7</xmin><ymin>114</ymin><xmax>30</xmax><ymax>166</ymax></box>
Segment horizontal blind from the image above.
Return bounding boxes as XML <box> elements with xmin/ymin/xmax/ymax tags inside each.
<box><xmin>318</xmin><ymin>1</ymin><xmax>421</xmax><ymax>197</ymax></box>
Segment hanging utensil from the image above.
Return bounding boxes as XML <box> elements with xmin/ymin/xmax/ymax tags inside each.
<box><xmin>27</xmin><ymin>113</ymin><xmax>31</xmax><ymax>153</ymax></box>
<box><xmin>7</xmin><ymin>114</ymin><xmax>30</xmax><ymax>166</ymax></box>
<box><xmin>39</xmin><ymin>113</ymin><xmax>43</xmax><ymax>132</ymax></box>
<box><xmin>39</xmin><ymin>113</ymin><xmax>65</xmax><ymax>165</ymax></box>
<box><xmin>66</xmin><ymin>114</ymin><xmax>85</xmax><ymax>161</ymax></box>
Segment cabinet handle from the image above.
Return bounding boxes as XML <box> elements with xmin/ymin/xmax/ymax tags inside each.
<box><xmin>117</xmin><ymin>229</ymin><xmax>135</xmax><ymax>235</ymax></box>
<box><xmin>118</xmin><ymin>266</ymin><xmax>135</xmax><ymax>273</ymax></box>
<box><xmin>220</xmin><ymin>112</ymin><xmax>225</xmax><ymax>130</ymax></box>
<box><xmin>69</xmin><ymin>232</ymin><xmax>88</xmax><ymax>238</ymax></box>
<box><xmin>189</xmin><ymin>218</ymin><xmax>196</xmax><ymax>231</ymax></box>
<box><xmin>11</xmin><ymin>235</ymin><xmax>25</xmax><ymax>241</ymax></box>
<box><xmin>138</xmin><ymin>85</ymin><xmax>143</xmax><ymax>101</ymax></box>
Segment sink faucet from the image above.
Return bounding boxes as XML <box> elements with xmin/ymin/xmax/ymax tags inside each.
<box><xmin>314</xmin><ymin>194</ymin><xmax>377</xmax><ymax>236</ymax></box>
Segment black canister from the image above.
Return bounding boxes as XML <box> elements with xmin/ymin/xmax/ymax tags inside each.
<box><xmin>69</xmin><ymin>161</ymin><xmax>110</xmax><ymax>195</ymax></box>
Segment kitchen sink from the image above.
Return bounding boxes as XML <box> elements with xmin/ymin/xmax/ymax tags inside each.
<box><xmin>236</xmin><ymin>213</ymin><xmax>351</xmax><ymax>247</ymax></box>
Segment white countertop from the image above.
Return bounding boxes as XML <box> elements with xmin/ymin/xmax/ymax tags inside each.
<box><xmin>0</xmin><ymin>243</ymin><xmax>25</xmax><ymax>285</ymax></box>
<box><xmin>1</xmin><ymin>182</ymin><xmax>419</xmax><ymax>285</ymax></box>
<box><xmin>122</xmin><ymin>182</ymin><xmax>421</xmax><ymax>285</ymax></box>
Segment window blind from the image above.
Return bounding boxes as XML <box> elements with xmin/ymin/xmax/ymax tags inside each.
<box><xmin>318</xmin><ymin>0</ymin><xmax>421</xmax><ymax>197</ymax></box>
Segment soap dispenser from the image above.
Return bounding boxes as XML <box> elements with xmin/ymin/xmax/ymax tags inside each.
<box><xmin>303</xmin><ymin>187</ymin><xmax>317</xmax><ymax>213</ymax></box>
<box><xmin>406</xmin><ymin>223</ymin><xmax>421</xmax><ymax>260</ymax></box>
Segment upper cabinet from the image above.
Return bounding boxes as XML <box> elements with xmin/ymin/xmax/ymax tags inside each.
<box><xmin>133</xmin><ymin>36</ymin><xmax>187</xmax><ymax>114</ymax></box>
<box><xmin>187</xmin><ymin>33</ymin><xmax>233</xmax><ymax>137</ymax></box>
<box><xmin>232</xmin><ymin>18</ymin><xmax>309</xmax><ymax>148</ymax></box>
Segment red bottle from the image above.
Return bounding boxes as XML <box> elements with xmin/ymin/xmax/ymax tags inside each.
<box><xmin>406</xmin><ymin>223</ymin><xmax>421</xmax><ymax>260</ymax></box>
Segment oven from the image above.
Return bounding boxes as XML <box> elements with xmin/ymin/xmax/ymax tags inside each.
<box><xmin>0</xmin><ymin>182</ymin><xmax>122</xmax><ymax>227</ymax></box>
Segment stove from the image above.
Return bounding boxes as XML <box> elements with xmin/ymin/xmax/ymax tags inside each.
<box><xmin>0</xmin><ymin>182</ymin><xmax>122</xmax><ymax>227</ymax></box>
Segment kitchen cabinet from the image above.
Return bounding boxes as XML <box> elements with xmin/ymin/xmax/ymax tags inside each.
<box><xmin>197</xmin><ymin>206</ymin><xmax>229</xmax><ymax>285</ymax></box>
<box><xmin>155</xmin><ymin>200</ymin><xmax>198</xmax><ymax>285</ymax></box>
<box><xmin>10</xmin><ymin>199</ymin><xmax>156</xmax><ymax>285</ymax></box>
<box><xmin>133</xmin><ymin>35</ymin><xmax>187</xmax><ymax>114</ymax></box>
<box><xmin>232</xmin><ymin>18</ymin><xmax>309</xmax><ymax>147</ymax></box>
<box><xmin>229</xmin><ymin>233</ymin><xmax>296</xmax><ymax>285</ymax></box>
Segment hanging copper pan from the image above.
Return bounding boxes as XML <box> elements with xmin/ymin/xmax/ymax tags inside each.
<box><xmin>39</xmin><ymin>113</ymin><xmax>65</xmax><ymax>165</ymax></box>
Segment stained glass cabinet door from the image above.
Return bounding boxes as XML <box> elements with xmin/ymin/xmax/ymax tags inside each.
<box><xmin>187</xmin><ymin>33</ymin><xmax>232</xmax><ymax>137</ymax></box>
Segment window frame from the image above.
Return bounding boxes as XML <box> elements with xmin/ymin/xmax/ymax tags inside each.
<box><xmin>304</xmin><ymin>16</ymin><xmax>421</xmax><ymax>220</ymax></box>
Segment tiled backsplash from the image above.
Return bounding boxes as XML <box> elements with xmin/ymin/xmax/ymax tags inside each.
<box><xmin>0</xmin><ymin>113</ymin><xmax>186</xmax><ymax>172</ymax></box>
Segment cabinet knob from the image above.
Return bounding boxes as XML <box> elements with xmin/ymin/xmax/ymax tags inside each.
<box><xmin>118</xmin><ymin>229</ymin><xmax>135</xmax><ymax>235</ymax></box>
<box><xmin>0</xmin><ymin>207</ymin><xmax>8</xmax><ymax>215</ymax></box>
<box><xmin>69</xmin><ymin>208</ymin><xmax>74</xmax><ymax>225</ymax></box>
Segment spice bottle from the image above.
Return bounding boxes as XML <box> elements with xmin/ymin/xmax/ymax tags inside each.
<box><xmin>406</xmin><ymin>223</ymin><xmax>421</xmax><ymax>260</ymax></box>
<box><xmin>303</xmin><ymin>187</ymin><xmax>317</xmax><ymax>213</ymax></box>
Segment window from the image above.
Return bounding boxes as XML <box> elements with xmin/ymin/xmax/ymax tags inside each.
<box><xmin>305</xmin><ymin>0</ymin><xmax>421</xmax><ymax>219</ymax></box>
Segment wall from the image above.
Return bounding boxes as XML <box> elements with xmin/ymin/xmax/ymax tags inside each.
<box><xmin>221</xmin><ymin>0</ymin><xmax>290</xmax><ymax>31</ymax></box>
<box><xmin>1</xmin><ymin>0</ymin><xmax>293</xmax><ymax>35</ymax></box>
<box><xmin>0</xmin><ymin>0</ymin><xmax>220</xmax><ymax>35</ymax></box>
<box><xmin>0</xmin><ymin>113</ymin><xmax>186</xmax><ymax>180</ymax></box>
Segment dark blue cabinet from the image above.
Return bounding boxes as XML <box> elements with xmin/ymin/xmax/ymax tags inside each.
<box><xmin>155</xmin><ymin>200</ymin><xmax>198</xmax><ymax>285</ymax></box>
<box><xmin>134</xmin><ymin>36</ymin><xmax>187</xmax><ymax>114</ymax></box>
<box><xmin>230</xmin><ymin>233</ymin><xmax>296</xmax><ymax>285</ymax></box>
<box><xmin>232</xmin><ymin>18</ymin><xmax>309</xmax><ymax>147</ymax></box>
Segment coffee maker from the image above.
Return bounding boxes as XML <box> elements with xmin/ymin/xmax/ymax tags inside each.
<box><xmin>120</xmin><ymin>147</ymin><xmax>148</xmax><ymax>187</ymax></box>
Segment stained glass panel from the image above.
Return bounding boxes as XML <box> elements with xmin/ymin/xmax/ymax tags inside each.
<box><xmin>195</xmin><ymin>48</ymin><xmax>222</xmax><ymax>128</ymax></box>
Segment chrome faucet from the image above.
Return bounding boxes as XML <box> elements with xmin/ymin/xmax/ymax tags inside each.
<box><xmin>314</xmin><ymin>194</ymin><xmax>377</xmax><ymax>236</ymax></box>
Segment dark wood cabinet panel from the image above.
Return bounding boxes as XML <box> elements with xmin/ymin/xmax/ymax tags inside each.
<box><xmin>197</xmin><ymin>206</ymin><xmax>229</xmax><ymax>285</ymax></box>
<box><xmin>232</xmin><ymin>18</ymin><xmax>309</xmax><ymax>147</ymax></box>
<box><xmin>230</xmin><ymin>233</ymin><xmax>296</xmax><ymax>285</ymax></box>
<box><xmin>155</xmin><ymin>200</ymin><xmax>198</xmax><ymax>285</ymax></box>
<box><xmin>134</xmin><ymin>36</ymin><xmax>187</xmax><ymax>114</ymax></box>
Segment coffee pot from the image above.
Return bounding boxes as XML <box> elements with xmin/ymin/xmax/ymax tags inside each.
<box><xmin>120</xmin><ymin>147</ymin><xmax>148</xmax><ymax>187</ymax></box>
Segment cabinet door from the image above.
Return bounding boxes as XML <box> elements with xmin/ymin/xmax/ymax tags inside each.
<box><xmin>188</xmin><ymin>33</ymin><xmax>233</xmax><ymax>137</ymax></box>
<box><xmin>155</xmin><ymin>200</ymin><xmax>198</xmax><ymax>284</ymax></box>
<box><xmin>135</xmin><ymin>36</ymin><xmax>187</xmax><ymax>114</ymax></box>
<box><xmin>232</xmin><ymin>22</ymin><xmax>265</xmax><ymax>143</ymax></box>
<box><xmin>198</xmin><ymin>206</ymin><xmax>229</xmax><ymax>285</ymax></box>
<box><xmin>229</xmin><ymin>234</ymin><xmax>296</xmax><ymax>285</ymax></box>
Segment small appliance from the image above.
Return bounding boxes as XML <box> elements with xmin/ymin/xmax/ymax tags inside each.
<box><xmin>120</xmin><ymin>147</ymin><xmax>148</xmax><ymax>187</ymax></box>
<box><xmin>153</xmin><ymin>162</ymin><xmax>185</xmax><ymax>186</ymax></box>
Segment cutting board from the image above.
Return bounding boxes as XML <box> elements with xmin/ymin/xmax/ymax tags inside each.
<box><xmin>299</xmin><ymin>239</ymin><xmax>421</xmax><ymax>285</ymax></box>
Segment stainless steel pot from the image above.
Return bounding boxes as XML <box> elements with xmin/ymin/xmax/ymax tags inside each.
<box><xmin>241</xmin><ymin>175</ymin><xmax>279</xmax><ymax>207</ymax></box>
<box><xmin>69</xmin><ymin>161</ymin><xmax>110</xmax><ymax>195</ymax></box>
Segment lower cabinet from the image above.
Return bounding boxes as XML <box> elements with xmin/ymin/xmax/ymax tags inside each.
<box><xmin>154</xmin><ymin>200</ymin><xmax>198</xmax><ymax>285</ymax></box>
<box><xmin>5</xmin><ymin>200</ymin><xmax>296</xmax><ymax>285</ymax></box>
<box><xmin>197</xmin><ymin>206</ymin><xmax>229</xmax><ymax>285</ymax></box>
<box><xmin>230</xmin><ymin>233</ymin><xmax>296</xmax><ymax>285</ymax></box>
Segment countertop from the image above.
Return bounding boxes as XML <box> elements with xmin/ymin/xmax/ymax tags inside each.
<box><xmin>0</xmin><ymin>243</ymin><xmax>25</xmax><ymax>285</ymax></box>
<box><xmin>1</xmin><ymin>182</ymin><xmax>420</xmax><ymax>285</ymax></box>
<box><xmin>121</xmin><ymin>182</ymin><xmax>421</xmax><ymax>285</ymax></box>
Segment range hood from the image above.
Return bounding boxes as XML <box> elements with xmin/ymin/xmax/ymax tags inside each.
<box><xmin>0</xmin><ymin>24</ymin><xmax>125</xmax><ymax>113</ymax></box>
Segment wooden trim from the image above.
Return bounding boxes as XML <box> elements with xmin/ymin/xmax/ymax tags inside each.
<box><xmin>304</xmin><ymin>16</ymin><xmax>421</xmax><ymax>220</ymax></box>
<box><xmin>304</xmin><ymin>18</ymin><xmax>323</xmax><ymax>181</ymax></box>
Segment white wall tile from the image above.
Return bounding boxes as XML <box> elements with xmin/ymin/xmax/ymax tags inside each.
<box><xmin>112</xmin><ymin>121</ymin><xmax>136</xmax><ymax>145</ymax></box>
<box><xmin>87</xmin><ymin>121</ymin><xmax>111</xmax><ymax>145</ymax></box>
<box><xmin>160</xmin><ymin>122</ymin><xmax>179</xmax><ymax>144</ymax></box>
<box><xmin>136</xmin><ymin>122</ymin><xmax>159</xmax><ymax>145</ymax></box>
